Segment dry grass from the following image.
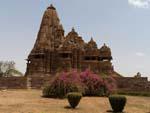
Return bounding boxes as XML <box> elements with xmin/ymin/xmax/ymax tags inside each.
<box><xmin>0</xmin><ymin>89</ymin><xmax>149</xmax><ymax>113</ymax></box>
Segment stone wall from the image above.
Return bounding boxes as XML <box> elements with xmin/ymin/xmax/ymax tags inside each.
<box><xmin>0</xmin><ymin>76</ymin><xmax>53</xmax><ymax>89</ymax></box>
<box><xmin>0</xmin><ymin>77</ymin><xmax>27</xmax><ymax>89</ymax></box>
<box><xmin>29</xmin><ymin>76</ymin><xmax>150</xmax><ymax>92</ymax></box>
<box><xmin>30</xmin><ymin>77</ymin><xmax>53</xmax><ymax>89</ymax></box>
<box><xmin>114</xmin><ymin>77</ymin><xmax>150</xmax><ymax>92</ymax></box>
<box><xmin>0</xmin><ymin>76</ymin><xmax>149</xmax><ymax>92</ymax></box>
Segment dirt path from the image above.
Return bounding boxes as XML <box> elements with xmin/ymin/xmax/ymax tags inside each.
<box><xmin>0</xmin><ymin>90</ymin><xmax>149</xmax><ymax>113</ymax></box>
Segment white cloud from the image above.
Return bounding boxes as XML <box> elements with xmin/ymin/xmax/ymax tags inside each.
<box><xmin>128</xmin><ymin>0</ymin><xmax>150</xmax><ymax>8</ymax></box>
<box><xmin>136</xmin><ymin>52</ymin><xmax>145</xmax><ymax>57</ymax></box>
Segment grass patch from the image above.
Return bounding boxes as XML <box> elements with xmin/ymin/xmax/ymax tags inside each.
<box><xmin>117</xmin><ymin>91</ymin><xmax>150</xmax><ymax>97</ymax></box>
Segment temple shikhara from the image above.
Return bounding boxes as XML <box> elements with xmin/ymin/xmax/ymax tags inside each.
<box><xmin>25</xmin><ymin>4</ymin><xmax>114</xmax><ymax>77</ymax></box>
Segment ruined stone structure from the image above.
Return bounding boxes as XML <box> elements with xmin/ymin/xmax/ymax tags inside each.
<box><xmin>25</xmin><ymin>4</ymin><xmax>113</xmax><ymax>77</ymax></box>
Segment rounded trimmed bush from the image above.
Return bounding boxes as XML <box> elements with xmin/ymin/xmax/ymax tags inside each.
<box><xmin>67</xmin><ymin>92</ymin><xmax>82</xmax><ymax>108</ymax></box>
<box><xmin>109</xmin><ymin>95</ymin><xmax>126</xmax><ymax>112</ymax></box>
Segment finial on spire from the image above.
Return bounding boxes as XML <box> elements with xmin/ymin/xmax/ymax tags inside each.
<box><xmin>90</xmin><ymin>37</ymin><xmax>94</xmax><ymax>41</ymax></box>
<box><xmin>47</xmin><ymin>4</ymin><xmax>56</xmax><ymax>10</ymax></box>
<box><xmin>72</xmin><ymin>27</ymin><xmax>75</xmax><ymax>32</ymax></box>
<box><xmin>103</xmin><ymin>43</ymin><xmax>110</xmax><ymax>49</ymax></box>
<box><xmin>50</xmin><ymin>4</ymin><xmax>53</xmax><ymax>7</ymax></box>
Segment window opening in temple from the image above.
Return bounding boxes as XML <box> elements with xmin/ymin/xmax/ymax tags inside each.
<box><xmin>60</xmin><ymin>53</ymin><xmax>70</xmax><ymax>58</ymax></box>
<box><xmin>92</xmin><ymin>57</ymin><xmax>96</xmax><ymax>60</ymax></box>
<box><xmin>84</xmin><ymin>56</ymin><xmax>90</xmax><ymax>60</ymax></box>
<box><xmin>103</xmin><ymin>59</ymin><xmax>109</xmax><ymax>61</ymax></box>
<box><xmin>98</xmin><ymin>57</ymin><xmax>102</xmax><ymax>61</ymax></box>
<box><xmin>84</xmin><ymin>56</ymin><xmax>97</xmax><ymax>61</ymax></box>
<box><xmin>33</xmin><ymin>54</ymin><xmax>44</xmax><ymax>59</ymax></box>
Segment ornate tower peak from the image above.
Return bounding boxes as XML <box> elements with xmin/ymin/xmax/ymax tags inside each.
<box><xmin>47</xmin><ymin>4</ymin><xmax>56</xmax><ymax>10</ymax></box>
<box><xmin>30</xmin><ymin>5</ymin><xmax>63</xmax><ymax>53</ymax></box>
<box><xmin>89</xmin><ymin>37</ymin><xmax>96</xmax><ymax>43</ymax></box>
<box><xmin>90</xmin><ymin>37</ymin><xmax>94</xmax><ymax>42</ymax></box>
<box><xmin>72</xmin><ymin>27</ymin><xmax>75</xmax><ymax>32</ymax></box>
<box><xmin>86</xmin><ymin>37</ymin><xmax>97</xmax><ymax>49</ymax></box>
<box><xmin>67</xmin><ymin>27</ymin><xmax>78</xmax><ymax>36</ymax></box>
<box><xmin>102</xmin><ymin>43</ymin><xmax>110</xmax><ymax>49</ymax></box>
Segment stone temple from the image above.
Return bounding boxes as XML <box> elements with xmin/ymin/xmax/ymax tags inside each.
<box><xmin>25</xmin><ymin>4</ymin><xmax>114</xmax><ymax>77</ymax></box>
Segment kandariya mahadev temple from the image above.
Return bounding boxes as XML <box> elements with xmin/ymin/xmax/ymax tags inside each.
<box><xmin>25</xmin><ymin>4</ymin><xmax>114</xmax><ymax>77</ymax></box>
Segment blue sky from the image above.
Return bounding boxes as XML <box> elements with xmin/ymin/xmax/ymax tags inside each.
<box><xmin>0</xmin><ymin>0</ymin><xmax>150</xmax><ymax>79</ymax></box>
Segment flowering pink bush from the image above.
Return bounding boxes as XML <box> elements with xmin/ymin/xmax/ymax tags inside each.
<box><xmin>43</xmin><ymin>69</ymin><xmax>84</xmax><ymax>98</ymax></box>
<box><xmin>43</xmin><ymin>69</ymin><xmax>117</xmax><ymax>98</ymax></box>
<box><xmin>80</xmin><ymin>69</ymin><xmax>105</xmax><ymax>96</ymax></box>
<box><xmin>104</xmin><ymin>76</ymin><xmax>117</xmax><ymax>95</ymax></box>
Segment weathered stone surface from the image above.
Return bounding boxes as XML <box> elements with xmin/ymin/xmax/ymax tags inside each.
<box><xmin>30</xmin><ymin>77</ymin><xmax>53</xmax><ymax>89</ymax></box>
<box><xmin>0</xmin><ymin>77</ymin><xmax>27</xmax><ymax>89</ymax></box>
<box><xmin>114</xmin><ymin>77</ymin><xmax>150</xmax><ymax>92</ymax></box>
<box><xmin>25</xmin><ymin>5</ymin><xmax>113</xmax><ymax>77</ymax></box>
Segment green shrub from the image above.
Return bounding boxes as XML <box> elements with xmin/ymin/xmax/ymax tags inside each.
<box><xmin>42</xmin><ymin>85</ymin><xmax>55</xmax><ymax>98</ymax></box>
<box><xmin>67</xmin><ymin>92</ymin><xmax>82</xmax><ymax>108</ymax></box>
<box><xmin>117</xmin><ymin>91</ymin><xmax>150</xmax><ymax>97</ymax></box>
<box><xmin>109</xmin><ymin>95</ymin><xmax>126</xmax><ymax>112</ymax></box>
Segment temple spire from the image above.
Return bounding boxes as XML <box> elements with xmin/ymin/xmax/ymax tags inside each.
<box><xmin>31</xmin><ymin>4</ymin><xmax>63</xmax><ymax>52</ymax></box>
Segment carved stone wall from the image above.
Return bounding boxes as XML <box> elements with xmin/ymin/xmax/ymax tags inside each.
<box><xmin>0</xmin><ymin>77</ymin><xmax>27</xmax><ymax>89</ymax></box>
<box><xmin>0</xmin><ymin>76</ymin><xmax>149</xmax><ymax>91</ymax></box>
<box><xmin>29</xmin><ymin>77</ymin><xmax>53</xmax><ymax>89</ymax></box>
<box><xmin>114</xmin><ymin>77</ymin><xmax>150</xmax><ymax>92</ymax></box>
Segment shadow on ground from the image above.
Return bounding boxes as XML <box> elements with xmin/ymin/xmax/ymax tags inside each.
<box><xmin>64</xmin><ymin>105</ymin><xmax>80</xmax><ymax>110</ymax></box>
<box><xmin>106</xmin><ymin>110</ymin><xmax>126</xmax><ymax>113</ymax></box>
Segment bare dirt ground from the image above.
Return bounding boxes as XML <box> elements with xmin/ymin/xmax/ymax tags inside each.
<box><xmin>0</xmin><ymin>90</ymin><xmax>149</xmax><ymax>113</ymax></box>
